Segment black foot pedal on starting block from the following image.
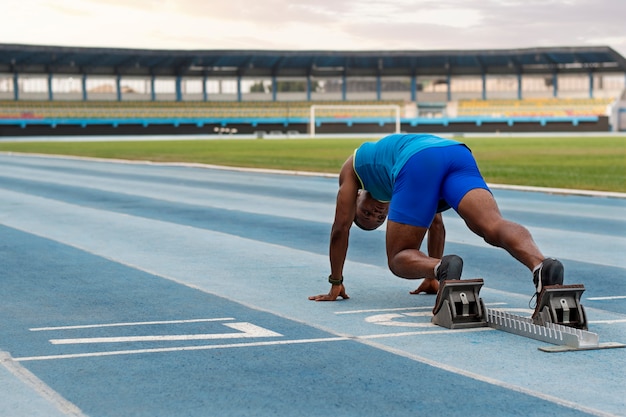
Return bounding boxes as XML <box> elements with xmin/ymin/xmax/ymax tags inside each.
<box><xmin>532</xmin><ymin>284</ymin><xmax>588</xmax><ymax>330</ymax></box>
<box><xmin>432</xmin><ymin>279</ymin><xmax>488</xmax><ymax>329</ymax></box>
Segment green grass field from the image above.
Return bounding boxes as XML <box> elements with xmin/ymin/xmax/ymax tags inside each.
<box><xmin>0</xmin><ymin>135</ymin><xmax>624</xmax><ymax>192</ymax></box>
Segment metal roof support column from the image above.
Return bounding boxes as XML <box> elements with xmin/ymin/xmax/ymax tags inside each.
<box><xmin>202</xmin><ymin>74</ymin><xmax>208</xmax><ymax>102</ymax></box>
<box><xmin>552</xmin><ymin>72</ymin><xmax>558</xmax><ymax>98</ymax></box>
<box><xmin>306</xmin><ymin>76</ymin><xmax>312</xmax><ymax>101</ymax></box>
<box><xmin>517</xmin><ymin>72</ymin><xmax>522</xmax><ymax>99</ymax></box>
<box><xmin>175</xmin><ymin>75</ymin><xmax>182</xmax><ymax>102</ymax></box>
<box><xmin>588</xmin><ymin>71</ymin><xmax>594</xmax><ymax>98</ymax></box>
<box><xmin>150</xmin><ymin>75</ymin><xmax>156</xmax><ymax>101</ymax></box>
<box><xmin>376</xmin><ymin>74</ymin><xmax>381</xmax><ymax>101</ymax></box>
<box><xmin>446</xmin><ymin>74</ymin><xmax>451</xmax><ymax>102</ymax></box>
<box><xmin>12</xmin><ymin>72</ymin><xmax>18</xmax><ymax>101</ymax></box>
<box><xmin>410</xmin><ymin>75</ymin><xmax>416</xmax><ymax>102</ymax></box>
<box><xmin>237</xmin><ymin>75</ymin><xmax>242</xmax><ymax>102</ymax></box>
<box><xmin>82</xmin><ymin>74</ymin><xmax>87</xmax><ymax>101</ymax></box>
<box><xmin>116</xmin><ymin>74</ymin><xmax>122</xmax><ymax>101</ymax></box>
<box><xmin>48</xmin><ymin>73</ymin><xmax>53</xmax><ymax>101</ymax></box>
<box><xmin>272</xmin><ymin>76</ymin><xmax>277</xmax><ymax>101</ymax></box>
<box><xmin>481</xmin><ymin>73</ymin><xmax>486</xmax><ymax>100</ymax></box>
<box><xmin>342</xmin><ymin>73</ymin><xmax>347</xmax><ymax>101</ymax></box>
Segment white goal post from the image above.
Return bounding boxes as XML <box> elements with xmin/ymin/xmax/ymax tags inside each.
<box><xmin>309</xmin><ymin>104</ymin><xmax>401</xmax><ymax>137</ymax></box>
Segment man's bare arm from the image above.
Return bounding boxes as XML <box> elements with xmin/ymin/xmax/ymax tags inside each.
<box><xmin>309</xmin><ymin>156</ymin><xmax>359</xmax><ymax>301</ymax></box>
<box><xmin>329</xmin><ymin>155</ymin><xmax>360</xmax><ymax>280</ymax></box>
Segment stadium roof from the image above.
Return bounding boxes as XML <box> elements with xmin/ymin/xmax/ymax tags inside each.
<box><xmin>1</xmin><ymin>44</ymin><xmax>625</xmax><ymax>78</ymax></box>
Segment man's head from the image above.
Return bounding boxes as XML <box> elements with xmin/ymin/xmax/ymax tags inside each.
<box><xmin>354</xmin><ymin>190</ymin><xmax>389</xmax><ymax>230</ymax></box>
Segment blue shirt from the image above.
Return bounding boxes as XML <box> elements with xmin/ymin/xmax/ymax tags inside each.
<box><xmin>353</xmin><ymin>134</ymin><xmax>461</xmax><ymax>202</ymax></box>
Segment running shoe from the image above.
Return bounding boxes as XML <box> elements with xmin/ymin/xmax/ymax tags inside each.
<box><xmin>533</xmin><ymin>258</ymin><xmax>564</xmax><ymax>295</ymax></box>
<box><xmin>435</xmin><ymin>255</ymin><xmax>464</xmax><ymax>282</ymax></box>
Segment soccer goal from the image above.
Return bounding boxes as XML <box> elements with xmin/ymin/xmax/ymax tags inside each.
<box><xmin>309</xmin><ymin>104</ymin><xmax>401</xmax><ymax>136</ymax></box>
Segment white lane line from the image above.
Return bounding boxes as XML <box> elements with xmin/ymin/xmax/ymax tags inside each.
<box><xmin>357</xmin><ymin>338</ymin><xmax>622</xmax><ymax>417</ymax></box>
<box><xmin>587</xmin><ymin>296</ymin><xmax>626</xmax><ymax>301</ymax></box>
<box><xmin>0</xmin><ymin>351</ymin><xmax>86</xmax><ymax>416</ymax></box>
<box><xmin>335</xmin><ymin>302</ymin><xmax>508</xmax><ymax>315</ymax></box>
<box><xmin>49</xmin><ymin>322</ymin><xmax>282</xmax><ymax>345</ymax></box>
<box><xmin>335</xmin><ymin>306</ymin><xmax>432</xmax><ymax>315</ymax></box>
<box><xmin>14</xmin><ymin>337</ymin><xmax>349</xmax><ymax>362</ymax></box>
<box><xmin>358</xmin><ymin>327</ymin><xmax>494</xmax><ymax>339</ymax></box>
<box><xmin>589</xmin><ymin>319</ymin><xmax>626</xmax><ymax>324</ymax></box>
<box><xmin>30</xmin><ymin>318</ymin><xmax>235</xmax><ymax>332</ymax></box>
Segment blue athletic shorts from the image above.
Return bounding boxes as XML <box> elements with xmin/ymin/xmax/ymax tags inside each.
<box><xmin>388</xmin><ymin>144</ymin><xmax>490</xmax><ymax>228</ymax></box>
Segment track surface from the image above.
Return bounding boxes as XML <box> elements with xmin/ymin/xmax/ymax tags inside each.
<box><xmin>1</xmin><ymin>152</ymin><xmax>625</xmax><ymax>417</ymax></box>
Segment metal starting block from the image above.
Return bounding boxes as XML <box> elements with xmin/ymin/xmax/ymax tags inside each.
<box><xmin>430</xmin><ymin>279</ymin><xmax>625</xmax><ymax>352</ymax></box>
<box><xmin>532</xmin><ymin>284</ymin><xmax>588</xmax><ymax>330</ymax></box>
<box><xmin>431</xmin><ymin>279</ymin><xmax>488</xmax><ymax>329</ymax></box>
<box><xmin>486</xmin><ymin>308</ymin><xmax>624</xmax><ymax>352</ymax></box>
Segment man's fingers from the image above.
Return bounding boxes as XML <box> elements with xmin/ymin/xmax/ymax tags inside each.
<box><xmin>309</xmin><ymin>284</ymin><xmax>349</xmax><ymax>301</ymax></box>
<box><xmin>410</xmin><ymin>278</ymin><xmax>439</xmax><ymax>295</ymax></box>
<box><xmin>308</xmin><ymin>294</ymin><xmax>336</xmax><ymax>301</ymax></box>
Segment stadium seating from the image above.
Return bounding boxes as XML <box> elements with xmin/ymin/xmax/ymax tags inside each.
<box><xmin>0</xmin><ymin>100</ymin><xmax>406</xmax><ymax>120</ymax></box>
<box><xmin>2</xmin><ymin>98</ymin><xmax>615</xmax><ymax>121</ymax></box>
<box><xmin>0</xmin><ymin>98</ymin><xmax>616</xmax><ymax>134</ymax></box>
<box><xmin>456</xmin><ymin>98</ymin><xmax>614</xmax><ymax>117</ymax></box>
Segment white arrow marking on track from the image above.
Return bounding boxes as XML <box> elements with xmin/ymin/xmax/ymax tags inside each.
<box><xmin>365</xmin><ymin>312</ymin><xmax>433</xmax><ymax>327</ymax></box>
<box><xmin>49</xmin><ymin>322</ymin><xmax>282</xmax><ymax>345</ymax></box>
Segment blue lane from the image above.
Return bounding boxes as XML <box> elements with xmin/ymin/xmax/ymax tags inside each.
<box><xmin>1</xmin><ymin>157</ymin><xmax>625</xmax><ymax>312</ymax></box>
<box><xmin>0</xmin><ymin>225</ymin><xmax>594</xmax><ymax>417</ymax></box>
<box><xmin>0</xmin><ymin>157</ymin><xmax>336</xmax><ymax>204</ymax></box>
<box><xmin>4</xmin><ymin>154</ymin><xmax>625</xmax><ymax>236</ymax></box>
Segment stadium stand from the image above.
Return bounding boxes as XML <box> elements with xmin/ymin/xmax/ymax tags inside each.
<box><xmin>1</xmin><ymin>44</ymin><xmax>625</xmax><ymax>134</ymax></box>
<box><xmin>0</xmin><ymin>100</ymin><xmax>405</xmax><ymax>120</ymax></box>
<box><xmin>455</xmin><ymin>98</ymin><xmax>615</xmax><ymax>118</ymax></box>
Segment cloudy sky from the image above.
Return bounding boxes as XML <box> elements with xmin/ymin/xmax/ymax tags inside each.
<box><xmin>2</xmin><ymin>0</ymin><xmax>625</xmax><ymax>56</ymax></box>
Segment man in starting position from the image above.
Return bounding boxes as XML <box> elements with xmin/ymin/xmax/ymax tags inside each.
<box><xmin>309</xmin><ymin>133</ymin><xmax>564</xmax><ymax>308</ymax></box>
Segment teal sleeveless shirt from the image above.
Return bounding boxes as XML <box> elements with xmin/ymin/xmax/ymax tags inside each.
<box><xmin>353</xmin><ymin>134</ymin><xmax>461</xmax><ymax>202</ymax></box>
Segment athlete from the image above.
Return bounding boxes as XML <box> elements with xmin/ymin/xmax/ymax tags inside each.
<box><xmin>308</xmin><ymin>133</ymin><xmax>564</xmax><ymax>309</ymax></box>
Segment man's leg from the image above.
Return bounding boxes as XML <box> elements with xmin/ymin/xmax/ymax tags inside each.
<box><xmin>456</xmin><ymin>188</ymin><xmax>544</xmax><ymax>270</ymax></box>
<box><xmin>411</xmin><ymin>213</ymin><xmax>444</xmax><ymax>294</ymax></box>
<box><xmin>386</xmin><ymin>220</ymin><xmax>464</xmax><ymax>285</ymax></box>
<box><xmin>386</xmin><ymin>220</ymin><xmax>437</xmax><ymax>279</ymax></box>
<box><xmin>456</xmin><ymin>188</ymin><xmax>564</xmax><ymax>300</ymax></box>
<box><xmin>386</xmin><ymin>147</ymin><xmax>466</xmax><ymax>282</ymax></box>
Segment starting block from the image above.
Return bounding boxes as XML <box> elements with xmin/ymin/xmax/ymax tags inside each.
<box><xmin>431</xmin><ymin>279</ymin><xmax>488</xmax><ymax>329</ymax></box>
<box><xmin>430</xmin><ymin>279</ymin><xmax>625</xmax><ymax>352</ymax></box>
<box><xmin>532</xmin><ymin>284</ymin><xmax>587</xmax><ymax>330</ymax></box>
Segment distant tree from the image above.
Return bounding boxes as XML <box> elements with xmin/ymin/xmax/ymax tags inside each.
<box><xmin>268</xmin><ymin>80</ymin><xmax>322</xmax><ymax>93</ymax></box>
<box><xmin>250</xmin><ymin>82</ymin><xmax>266</xmax><ymax>93</ymax></box>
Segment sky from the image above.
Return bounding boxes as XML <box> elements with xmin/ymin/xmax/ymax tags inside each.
<box><xmin>2</xmin><ymin>0</ymin><xmax>625</xmax><ymax>57</ymax></box>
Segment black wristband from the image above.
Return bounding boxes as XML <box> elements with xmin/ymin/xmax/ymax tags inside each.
<box><xmin>328</xmin><ymin>275</ymin><xmax>343</xmax><ymax>285</ymax></box>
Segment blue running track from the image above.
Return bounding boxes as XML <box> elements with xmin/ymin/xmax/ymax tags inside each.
<box><xmin>1</xmin><ymin>152</ymin><xmax>625</xmax><ymax>417</ymax></box>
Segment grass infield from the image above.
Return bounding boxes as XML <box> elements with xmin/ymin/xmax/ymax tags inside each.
<box><xmin>0</xmin><ymin>135</ymin><xmax>624</xmax><ymax>193</ymax></box>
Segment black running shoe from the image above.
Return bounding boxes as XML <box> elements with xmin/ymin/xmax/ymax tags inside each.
<box><xmin>435</xmin><ymin>255</ymin><xmax>463</xmax><ymax>282</ymax></box>
<box><xmin>533</xmin><ymin>258</ymin><xmax>564</xmax><ymax>294</ymax></box>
